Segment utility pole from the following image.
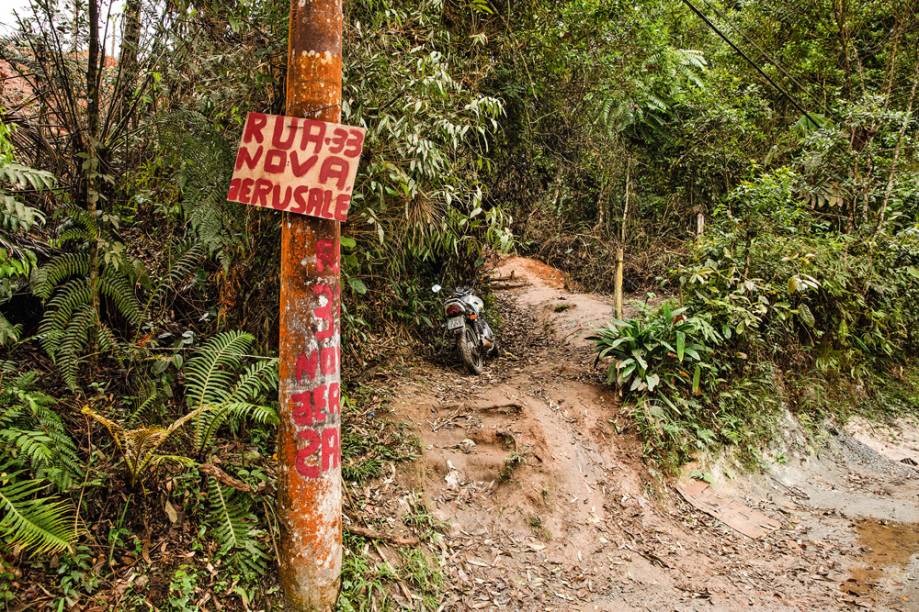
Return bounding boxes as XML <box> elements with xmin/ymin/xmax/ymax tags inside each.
<box><xmin>278</xmin><ymin>0</ymin><xmax>343</xmax><ymax>609</ymax></box>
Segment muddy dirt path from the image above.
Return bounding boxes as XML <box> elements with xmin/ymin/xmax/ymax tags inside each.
<box><xmin>360</xmin><ymin>257</ymin><xmax>919</xmax><ymax>611</ymax></box>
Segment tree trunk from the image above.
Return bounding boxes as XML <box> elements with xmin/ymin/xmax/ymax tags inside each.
<box><xmin>86</xmin><ymin>0</ymin><xmax>101</xmax><ymax>365</ymax></box>
<box><xmin>116</xmin><ymin>0</ymin><xmax>142</xmax><ymax>129</ymax></box>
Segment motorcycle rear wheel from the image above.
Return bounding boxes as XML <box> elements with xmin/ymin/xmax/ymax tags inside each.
<box><xmin>457</xmin><ymin>325</ymin><xmax>483</xmax><ymax>374</ymax></box>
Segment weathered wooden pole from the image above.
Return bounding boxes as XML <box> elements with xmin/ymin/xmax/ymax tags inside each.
<box><xmin>277</xmin><ymin>0</ymin><xmax>344</xmax><ymax>609</ymax></box>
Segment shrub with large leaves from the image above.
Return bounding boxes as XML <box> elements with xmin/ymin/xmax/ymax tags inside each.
<box><xmin>591</xmin><ymin>300</ymin><xmax>722</xmax><ymax>397</ymax></box>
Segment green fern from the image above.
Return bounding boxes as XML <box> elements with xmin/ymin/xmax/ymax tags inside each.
<box><xmin>183</xmin><ymin>331</ymin><xmax>278</xmax><ymax>455</ymax></box>
<box><xmin>33</xmin><ymin>255</ymin><xmax>143</xmax><ymax>389</ymax></box>
<box><xmin>0</xmin><ymin>363</ymin><xmax>81</xmax><ymax>554</ymax></box>
<box><xmin>0</xmin><ymin>470</ymin><xmax>75</xmax><ymax>556</ymax></box>
<box><xmin>206</xmin><ymin>477</ymin><xmax>268</xmax><ymax>575</ymax></box>
<box><xmin>0</xmin><ymin>315</ymin><xmax>21</xmax><ymax>347</ymax></box>
<box><xmin>160</xmin><ymin>111</ymin><xmax>241</xmax><ymax>267</ymax></box>
<box><xmin>147</xmin><ymin>242</ymin><xmax>205</xmax><ymax>310</ymax></box>
<box><xmin>31</xmin><ymin>253</ymin><xmax>90</xmax><ymax>300</ymax></box>
<box><xmin>0</xmin><ymin>162</ymin><xmax>55</xmax><ymax>191</ymax></box>
<box><xmin>0</xmin><ymin>371</ymin><xmax>82</xmax><ymax>492</ymax></box>
<box><xmin>0</xmin><ymin>193</ymin><xmax>45</xmax><ymax>232</ymax></box>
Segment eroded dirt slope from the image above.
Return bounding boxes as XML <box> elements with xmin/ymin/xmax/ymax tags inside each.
<box><xmin>358</xmin><ymin>257</ymin><xmax>919</xmax><ymax>610</ymax></box>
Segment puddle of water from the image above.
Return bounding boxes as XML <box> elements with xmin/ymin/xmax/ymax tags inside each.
<box><xmin>840</xmin><ymin>519</ymin><xmax>919</xmax><ymax>599</ymax></box>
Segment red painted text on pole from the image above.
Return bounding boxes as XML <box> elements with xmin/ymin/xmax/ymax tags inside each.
<box><xmin>289</xmin><ymin>239</ymin><xmax>342</xmax><ymax>479</ymax></box>
<box><xmin>227</xmin><ymin>112</ymin><xmax>365</xmax><ymax>221</ymax></box>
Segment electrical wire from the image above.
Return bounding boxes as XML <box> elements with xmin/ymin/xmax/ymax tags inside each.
<box><xmin>680</xmin><ymin>0</ymin><xmax>821</xmax><ymax>127</ymax></box>
<box><xmin>697</xmin><ymin>0</ymin><xmax>830</xmax><ymax>116</ymax></box>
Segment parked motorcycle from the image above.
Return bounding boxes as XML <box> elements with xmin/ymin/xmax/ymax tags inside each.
<box><xmin>432</xmin><ymin>285</ymin><xmax>497</xmax><ymax>374</ymax></box>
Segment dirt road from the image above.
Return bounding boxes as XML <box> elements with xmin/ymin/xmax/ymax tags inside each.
<box><xmin>355</xmin><ymin>257</ymin><xmax>919</xmax><ymax>610</ymax></box>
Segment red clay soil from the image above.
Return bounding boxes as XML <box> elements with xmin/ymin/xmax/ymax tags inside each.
<box><xmin>348</xmin><ymin>257</ymin><xmax>919</xmax><ymax>610</ymax></box>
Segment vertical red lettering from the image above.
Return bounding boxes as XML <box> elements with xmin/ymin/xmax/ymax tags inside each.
<box><xmin>318</xmin><ymin>156</ymin><xmax>350</xmax><ymax>190</ymax></box>
<box><xmin>300</xmin><ymin>120</ymin><xmax>327</xmax><ymax>154</ymax></box>
<box><xmin>264</xmin><ymin>149</ymin><xmax>287</xmax><ymax>173</ymax></box>
<box><xmin>243</xmin><ymin>113</ymin><xmax>267</xmax><ymax>144</ymax></box>
<box><xmin>295</xmin><ymin>429</ymin><xmax>321</xmax><ymax>478</ymax></box>
<box><xmin>311</xmin><ymin>284</ymin><xmax>337</xmax><ymax>340</ymax></box>
<box><xmin>295</xmin><ymin>350</ymin><xmax>318</xmax><ymax>384</ymax></box>
<box><xmin>316</xmin><ymin>239</ymin><xmax>339</xmax><ymax>273</ymax></box>
<box><xmin>272</xmin><ymin>116</ymin><xmax>299</xmax><ymax>150</ymax></box>
<box><xmin>327</xmin><ymin>382</ymin><xmax>340</xmax><ymax>417</ymax></box>
<box><xmin>311</xmin><ymin>385</ymin><xmax>327</xmax><ymax>419</ymax></box>
<box><xmin>321</xmin><ymin>427</ymin><xmax>340</xmax><ymax>472</ymax></box>
<box><xmin>291</xmin><ymin>391</ymin><xmax>315</xmax><ymax>426</ymax></box>
<box><xmin>319</xmin><ymin>346</ymin><xmax>339</xmax><ymax>375</ymax></box>
<box><xmin>234</xmin><ymin>146</ymin><xmax>263</xmax><ymax>171</ymax></box>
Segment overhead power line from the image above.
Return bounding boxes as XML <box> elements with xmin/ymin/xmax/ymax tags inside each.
<box><xmin>697</xmin><ymin>0</ymin><xmax>830</xmax><ymax>116</ymax></box>
<box><xmin>680</xmin><ymin>0</ymin><xmax>821</xmax><ymax>128</ymax></box>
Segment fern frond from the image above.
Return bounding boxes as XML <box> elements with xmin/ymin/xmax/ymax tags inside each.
<box><xmin>82</xmin><ymin>405</ymin><xmax>208</xmax><ymax>486</ymax></box>
<box><xmin>57</xmin><ymin>305</ymin><xmax>96</xmax><ymax>389</ymax></box>
<box><xmin>95</xmin><ymin>321</ymin><xmax>117</xmax><ymax>354</ymax></box>
<box><xmin>0</xmin><ymin>194</ymin><xmax>45</xmax><ymax>232</ymax></box>
<box><xmin>0</xmin><ymin>162</ymin><xmax>55</xmax><ymax>191</ymax></box>
<box><xmin>100</xmin><ymin>270</ymin><xmax>143</xmax><ymax>326</ymax></box>
<box><xmin>54</xmin><ymin>209</ymin><xmax>98</xmax><ymax>245</ymax></box>
<box><xmin>38</xmin><ymin>278</ymin><xmax>91</xmax><ymax>353</ymax></box>
<box><xmin>193</xmin><ymin>401</ymin><xmax>278</xmax><ymax>455</ymax></box>
<box><xmin>0</xmin><ymin>405</ymin><xmax>21</xmax><ymax>429</ymax></box>
<box><xmin>184</xmin><ymin>331</ymin><xmax>254</xmax><ymax>409</ymax></box>
<box><xmin>147</xmin><ymin>454</ymin><xmax>198</xmax><ymax>469</ymax></box>
<box><xmin>25</xmin><ymin>402</ymin><xmax>82</xmax><ymax>491</ymax></box>
<box><xmin>0</xmin><ymin>472</ymin><xmax>74</xmax><ymax>555</ymax></box>
<box><xmin>31</xmin><ymin>254</ymin><xmax>90</xmax><ymax>300</ymax></box>
<box><xmin>128</xmin><ymin>386</ymin><xmax>160</xmax><ymax>426</ymax></box>
<box><xmin>0</xmin><ymin>428</ymin><xmax>53</xmax><ymax>467</ymax></box>
<box><xmin>0</xmin><ymin>314</ymin><xmax>21</xmax><ymax>347</ymax></box>
<box><xmin>227</xmin><ymin>359</ymin><xmax>279</xmax><ymax>404</ymax></box>
<box><xmin>149</xmin><ymin>242</ymin><xmax>205</xmax><ymax>308</ymax></box>
<box><xmin>206</xmin><ymin>477</ymin><xmax>267</xmax><ymax>575</ymax></box>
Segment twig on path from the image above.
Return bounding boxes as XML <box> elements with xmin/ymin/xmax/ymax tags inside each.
<box><xmin>347</xmin><ymin>525</ymin><xmax>420</xmax><ymax>546</ymax></box>
<box><xmin>199</xmin><ymin>462</ymin><xmax>262</xmax><ymax>494</ymax></box>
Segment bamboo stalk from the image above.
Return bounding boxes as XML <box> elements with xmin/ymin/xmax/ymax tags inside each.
<box><xmin>615</xmin><ymin>158</ymin><xmax>631</xmax><ymax>319</ymax></box>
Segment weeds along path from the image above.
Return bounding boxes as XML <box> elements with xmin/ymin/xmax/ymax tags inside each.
<box><xmin>354</xmin><ymin>257</ymin><xmax>919</xmax><ymax>610</ymax></box>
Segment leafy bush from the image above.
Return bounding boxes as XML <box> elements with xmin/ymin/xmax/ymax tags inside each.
<box><xmin>596</xmin><ymin>168</ymin><xmax>919</xmax><ymax>468</ymax></box>
<box><xmin>591</xmin><ymin>300</ymin><xmax>722</xmax><ymax>396</ymax></box>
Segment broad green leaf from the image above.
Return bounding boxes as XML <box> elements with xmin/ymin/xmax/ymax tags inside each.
<box><xmin>348</xmin><ymin>278</ymin><xmax>368</xmax><ymax>294</ymax></box>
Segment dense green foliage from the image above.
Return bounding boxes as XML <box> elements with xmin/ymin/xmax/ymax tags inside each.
<box><xmin>0</xmin><ymin>0</ymin><xmax>916</xmax><ymax>607</ymax></box>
